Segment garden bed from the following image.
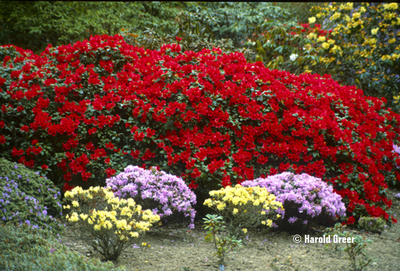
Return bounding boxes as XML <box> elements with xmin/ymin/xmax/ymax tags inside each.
<box><xmin>59</xmin><ymin>188</ymin><xmax>400</xmax><ymax>271</ymax></box>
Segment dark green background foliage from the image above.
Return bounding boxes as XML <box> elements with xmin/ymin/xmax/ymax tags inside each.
<box><xmin>0</xmin><ymin>1</ymin><xmax>185</xmax><ymax>54</ymax></box>
<box><xmin>0</xmin><ymin>1</ymin><xmax>302</xmax><ymax>54</ymax></box>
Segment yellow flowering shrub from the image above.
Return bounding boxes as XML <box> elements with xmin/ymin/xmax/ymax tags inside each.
<box><xmin>63</xmin><ymin>186</ymin><xmax>160</xmax><ymax>261</ymax></box>
<box><xmin>309</xmin><ymin>2</ymin><xmax>400</xmax><ymax>113</ymax></box>
<box><xmin>204</xmin><ymin>185</ymin><xmax>283</xmax><ymax>235</ymax></box>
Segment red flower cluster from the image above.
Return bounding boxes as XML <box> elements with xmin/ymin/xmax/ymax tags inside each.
<box><xmin>1</xmin><ymin>35</ymin><xmax>400</xmax><ymax>225</ymax></box>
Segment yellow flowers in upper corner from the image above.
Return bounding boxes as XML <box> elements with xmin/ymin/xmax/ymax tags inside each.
<box><xmin>242</xmin><ymin>228</ymin><xmax>248</xmax><ymax>234</ymax></box>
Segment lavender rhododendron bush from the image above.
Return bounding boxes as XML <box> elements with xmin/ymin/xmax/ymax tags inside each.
<box><xmin>105</xmin><ymin>165</ymin><xmax>196</xmax><ymax>228</ymax></box>
<box><xmin>1</xmin><ymin>34</ymin><xmax>400</xmax><ymax>225</ymax></box>
<box><xmin>242</xmin><ymin>172</ymin><xmax>346</xmax><ymax>230</ymax></box>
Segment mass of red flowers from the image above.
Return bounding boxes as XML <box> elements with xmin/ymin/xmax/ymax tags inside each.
<box><xmin>1</xmin><ymin>34</ymin><xmax>400</xmax><ymax>225</ymax></box>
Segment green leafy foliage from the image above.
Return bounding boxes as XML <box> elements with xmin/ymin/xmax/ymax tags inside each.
<box><xmin>0</xmin><ymin>1</ymin><xmax>184</xmax><ymax>54</ymax></box>
<box><xmin>357</xmin><ymin>216</ymin><xmax>386</xmax><ymax>233</ymax></box>
<box><xmin>178</xmin><ymin>2</ymin><xmax>291</xmax><ymax>48</ymax></box>
<box><xmin>0</xmin><ymin>222</ymin><xmax>126</xmax><ymax>271</ymax></box>
<box><xmin>274</xmin><ymin>2</ymin><xmax>324</xmax><ymax>23</ymax></box>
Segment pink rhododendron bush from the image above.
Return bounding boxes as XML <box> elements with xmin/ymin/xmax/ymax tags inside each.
<box><xmin>1</xmin><ymin>34</ymin><xmax>400</xmax><ymax>225</ymax></box>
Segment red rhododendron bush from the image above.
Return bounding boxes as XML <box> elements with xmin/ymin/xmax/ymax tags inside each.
<box><xmin>1</xmin><ymin>34</ymin><xmax>400</xmax><ymax>225</ymax></box>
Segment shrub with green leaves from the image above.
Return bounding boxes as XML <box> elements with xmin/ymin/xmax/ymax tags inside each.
<box><xmin>0</xmin><ymin>222</ymin><xmax>126</xmax><ymax>271</ymax></box>
<box><xmin>0</xmin><ymin>1</ymin><xmax>185</xmax><ymax>54</ymax></box>
<box><xmin>357</xmin><ymin>216</ymin><xmax>386</xmax><ymax>233</ymax></box>
<box><xmin>245</xmin><ymin>17</ymin><xmax>332</xmax><ymax>74</ymax></box>
<box><xmin>309</xmin><ymin>2</ymin><xmax>400</xmax><ymax>112</ymax></box>
<box><xmin>63</xmin><ymin>186</ymin><xmax>160</xmax><ymax>262</ymax></box>
<box><xmin>0</xmin><ymin>158</ymin><xmax>64</xmax><ymax>235</ymax></box>
<box><xmin>204</xmin><ymin>184</ymin><xmax>283</xmax><ymax>236</ymax></box>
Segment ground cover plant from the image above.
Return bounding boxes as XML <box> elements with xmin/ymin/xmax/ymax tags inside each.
<box><xmin>106</xmin><ymin>165</ymin><xmax>197</xmax><ymax>228</ymax></box>
<box><xmin>1</xmin><ymin>33</ymin><xmax>400</xmax><ymax>226</ymax></box>
<box><xmin>0</xmin><ymin>222</ymin><xmax>126</xmax><ymax>271</ymax></box>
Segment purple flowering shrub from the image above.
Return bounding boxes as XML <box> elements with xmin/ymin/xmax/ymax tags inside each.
<box><xmin>241</xmin><ymin>172</ymin><xmax>346</xmax><ymax>231</ymax></box>
<box><xmin>0</xmin><ymin>178</ymin><xmax>65</xmax><ymax>236</ymax></box>
<box><xmin>106</xmin><ymin>165</ymin><xmax>197</xmax><ymax>229</ymax></box>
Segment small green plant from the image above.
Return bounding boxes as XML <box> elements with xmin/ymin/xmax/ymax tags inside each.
<box><xmin>358</xmin><ymin>216</ymin><xmax>386</xmax><ymax>233</ymax></box>
<box><xmin>324</xmin><ymin>223</ymin><xmax>374</xmax><ymax>271</ymax></box>
<box><xmin>63</xmin><ymin>186</ymin><xmax>160</xmax><ymax>262</ymax></box>
<box><xmin>203</xmin><ymin>214</ymin><xmax>243</xmax><ymax>267</ymax></box>
<box><xmin>0</xmin><ymin>222</ymin><xmax>126</xmax><ymax>271</ymax></box>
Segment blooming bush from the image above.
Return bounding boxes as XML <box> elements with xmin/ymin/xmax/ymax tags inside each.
<box><xmin>204</xmin><ymin>184</ymin><xmax>283</xmax><ymax>235</ymax></box>
<box><xmin>106</xmin><ymin>165</ymin><xmax>196</xmax><ymax>228</ymax></box>
<box><xmin>63</xmin><ymin>186</ymin><xmax>160</xmax><ymax>261</ymax></box>
<box><xmin>1</xmin><ymin>34</ymin><xmax>400</xmax><ymax>224</ymax></box>
<box><xmin>241</xmin><ymin>172</ymin><xmax>346</xmax><ymax>230</ymax></box>
<box><xmin>248</xmin><ymin>3</ymin><xmax>400</xmax><ymax>113</ymax></box>
<box><xmin>309</xmin><ymin>2</ymin><xmax>400</xmax><ymax>112</ymax></box>
<box><xmin>0</xmin><ymin>158</ymin><xmax>64</xmax><ymax>235</ymax></box>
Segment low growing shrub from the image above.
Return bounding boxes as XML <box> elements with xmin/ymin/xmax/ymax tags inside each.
<box><xmin>106</xmin><ymin>165</ymin><xmax>197</xmax><ymax>228</ymax></box>
<box><xmin>357</xmin><ymin>216</ymin><xmax>386</xmax><ymax>233</ymax></box>
<box><xmin>204</xmin><ymin>184</ymin><xmax>283</xmax><ymax>236</ymax></box>
<box><xmin>241</xmin><ymin>172</ymin><xmax>346</xmax><ymax>231</ymax></box>
<box><xmin>0</xmin><ymin>158</ymin><xmax>64</xmax><ymax>235</ymax></box>
<box><xmin>63</xmin><ymin>186</ymin><xmax>160</xmax><ymax>261</ymax></box>
<box><xmin>0</xmin><ymin>222</ymin><xmax>126</xmax><ymax>271</ymax></box>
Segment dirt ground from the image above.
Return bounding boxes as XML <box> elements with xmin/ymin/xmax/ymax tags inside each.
<box><xmin>60</xmin><ymin>188</ymin><xmax>400</xmax><ymax>271</ymax></box>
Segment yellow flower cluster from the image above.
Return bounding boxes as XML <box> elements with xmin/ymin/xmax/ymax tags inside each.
<box><xmin>204</xmin><ymin>185</ymin><xmax>283</xmax><ymax>230</ymax></box>
<box><xmin>322</xmin><ymin>42</ymin><xmax>330</xmax><ymax>50</ymax></box>
<box><xmin>330</xmin><ymin>12</ymin><xmax>341</xmax><ymax>21</ymax></box>
<box><xmin>64</xmin><ymin>186</ymin><xmax>160</xmax><ymax>242</ymax></box>
<box><xmin>383</xmin><ymin>3</ymin><xmax>398</xmax><ymax>10</ymax></box>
